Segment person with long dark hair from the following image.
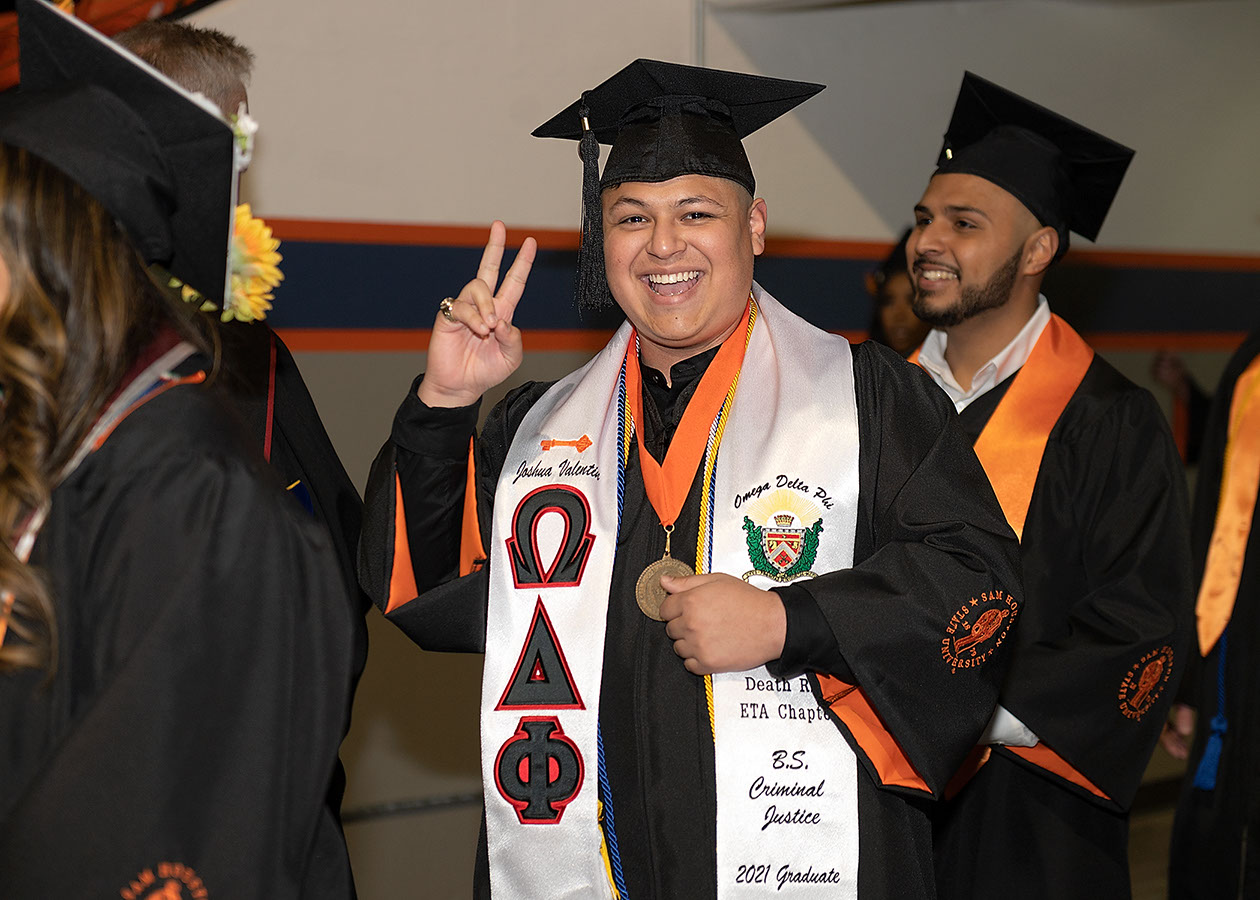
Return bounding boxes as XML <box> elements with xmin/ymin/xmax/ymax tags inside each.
<box><xmin>0</xmin><ymin>3</ymin><xmax>355</xmax><ymax>896</ymax></box>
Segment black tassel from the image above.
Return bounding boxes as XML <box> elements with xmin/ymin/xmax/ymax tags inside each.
<box><xmin>576</xmin><ymin>94</ymin><xmax>612</xmax><ymax>310</ymax></box>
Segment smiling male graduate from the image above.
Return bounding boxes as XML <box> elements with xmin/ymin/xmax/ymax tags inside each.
<box><xmin>360</xmin><ymin>59</ymin><xmax>1021</xmax><ymax>899</ymax></box>
<box><xmin>906</xmin><ymin>73</ymin><xmax>1194</xmax><ymax>899</ymax></box>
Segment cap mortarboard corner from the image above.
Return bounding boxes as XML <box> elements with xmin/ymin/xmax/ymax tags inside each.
<box><xmin>2</xmin><ymin>0</ymin><xmax>237</xmax><ymax>301</ymax></box>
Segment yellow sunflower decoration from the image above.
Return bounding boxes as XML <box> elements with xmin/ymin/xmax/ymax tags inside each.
<box><xmin>175</xmin><ymin>204</ymin><xmax>284</xmax><ymax>323</ymax></box>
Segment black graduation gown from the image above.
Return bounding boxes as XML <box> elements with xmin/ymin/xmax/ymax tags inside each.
<box><xmin>216</xmin><ymin>321</ymin><xmax>367</xmax><ymax>609</ymax></box>
<box><xmin>0</xmin><ymin>363</ymin><xmax>357</xmax><ymax>898</ymax></box>
<box><xmin>933</xmin><ymin>356</ymin><xmax>1194</xmax><ymax>900</ymax></box>
<box><xmin>1168</xmin><ymin>328</ymin><xmax>1260</xmax><ymax>900</ymax></box>
<box><xmin>217</xmin><ymin>320</ymin><xmax>369</xmax><ymax>897</ymax></box>
<box><xmin>360</xmin><ymin>338</ymin><xmax>1024</xmax><ymax>900</ymax></box>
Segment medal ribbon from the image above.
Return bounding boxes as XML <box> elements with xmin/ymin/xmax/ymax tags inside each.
<box><xmin>623</xmin><ymin>300</ymin><xmax>753</xmax><ymax>534</ymax></box>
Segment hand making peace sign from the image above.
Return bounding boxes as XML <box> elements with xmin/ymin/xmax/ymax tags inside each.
<box><xmin>416</xmin><ymin>221</ymin><xmax>537</xmax><ymax>409</ymax></box>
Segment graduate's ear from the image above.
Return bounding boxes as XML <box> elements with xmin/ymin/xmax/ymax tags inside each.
<box><xmin>749</xmin><ymin>197</ymin><xmax>768</xmax><ymax>257</ymax></box>
<box><xmin>1022</xmin><ymin>226</ymin><xmax>1058</xmax><ymax>276</ymax></box>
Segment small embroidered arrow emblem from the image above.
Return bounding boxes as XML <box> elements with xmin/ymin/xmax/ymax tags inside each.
<box><xmin>540</xmin><ymin>435</ymin><xmax>593</xmax><ymax>453</ymax></box>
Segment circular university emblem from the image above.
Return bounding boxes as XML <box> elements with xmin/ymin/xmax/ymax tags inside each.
<box><xmin>940</xmin><ymin>589</ymin><xmax>1019</xmax><ymax>674</ymax></box>
<box><xmin>119</xmin><ymin>862</ymin><xmax>208</xmax><ymax>900</ymax></box>
<box><xmin>1117</xmin><ymin>645</ymin><xmax>1175</xmax><ymax>721</ymax></box>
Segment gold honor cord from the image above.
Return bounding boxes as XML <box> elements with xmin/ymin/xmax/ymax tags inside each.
<box><xmin>1197</xmin><ymin>355</ymin><xmax>1260</xmax><ymax>654</ymax></box>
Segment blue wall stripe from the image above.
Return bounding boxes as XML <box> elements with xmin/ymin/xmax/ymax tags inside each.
<box><xmin>266</xmin><ymin>240</ymin><xmax>1260</xmax><ymax>334</ymax></box>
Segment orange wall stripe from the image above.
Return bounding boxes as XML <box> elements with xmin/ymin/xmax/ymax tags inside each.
<box><xmin>385</xmin><ymin>474</ymin><xmax>419</xmax><ymax>615</ymax></box>
<box><xmin>264</xmin><ymin>219</ymin><xmax>579</xmax><ymax>251</ymax></box>
<box><xmin>816</xmin><ymin>675</ymin><xmax>931</xmax><ymax>793</ymax></box>
<box><xmin>459</xmin><ymin>439</ymin><xmax>487</xmax><ymax>577</ymax></box>
<box><xmin>261</xmin><ymin>218</ymin><xmax>1260</xmax><ymax>270</ymax></box>
<box><xmin>762</xmin><ymin>237</ymin><xmax>896</xmax><ymax>259</ymax></box>
<box><xmin>1006</xmin><ymin>743</ymin><xmax>1110</xmax><ymax>799</ymax></box>
<box><xmin>1062</xmin><ymin>248</ymin><xmax>1260</xmax><ymax>272</ymax></box>
<box><xmin>275</xmin><ymin>328</ymin><xmax>618</xmax><ymax>353</ymax></box>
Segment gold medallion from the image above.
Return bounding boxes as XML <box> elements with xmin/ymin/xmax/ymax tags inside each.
<box><xmin>635</xmin><ymin>554</ymin><xmax>695</xmax><ymax>621</ymax></box>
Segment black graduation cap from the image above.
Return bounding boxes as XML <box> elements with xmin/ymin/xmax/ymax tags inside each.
<box><xmin>935</xmin><ymin>72</ymin><xmax>1134</xmax><ymax>260</ymax></box>
<box><xmin>534</xmin><ymin>59</ymin><xmax>824</xmax><ymax>308</ymax></box>
<box><xmin>0</xmin><ymin>0</ymin><xmax>236</xmax><ymax>301</ymax></box>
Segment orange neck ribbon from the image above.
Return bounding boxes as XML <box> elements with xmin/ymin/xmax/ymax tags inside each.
<box><xmin>1196</xmin><ymin>354</ymin><xmax>1260</xmax><ymax>654</ymax></box>
<box><xmin>971</xmin><ymin>315</ymin><xmax>1093</xmax><ymax>541</ymax></box>
<box><xmin>623</xmin><ymin>301</ymin><xmax>753</xmax><ymax>529</ymax></box>
<box><xmin>912</xmin><ymin>316</ymin><xmax>1093</xmax><ymax>541</ymax></box>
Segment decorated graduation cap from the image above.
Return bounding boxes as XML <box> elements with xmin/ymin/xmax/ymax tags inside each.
<box><xmin>0</xmin><ymin>0</ymin><xmax>237</xmax><ymax>301</ymax></box>
<box><xmin>935</xmin><ymin>72</ymin><xmax>1134</xmax><ymax>262</ymax></box>
<box><xmin>534</xmin><ymin>59</ymin><xmax>824</xmax><ymax>307</ymax></box>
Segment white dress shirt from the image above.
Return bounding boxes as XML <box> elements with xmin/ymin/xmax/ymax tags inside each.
<box><xmin>917</xmin><ymin>296</ymin><xmax>1051</xmax><ymax>413</ymax></box>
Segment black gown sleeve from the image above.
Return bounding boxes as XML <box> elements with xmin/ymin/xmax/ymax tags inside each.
<box><xmin>358</xmin><ymin>377</ymin><xmax>552</xmax><ymax>651</ymax></box>
<box><xmin>995</xmin><ymin>365</ymin><xmax>1194</xmax><ymax>810</ymax></box>
<box><xmin>0</xmin><ymin>425</ymin><xmax>356</xmax><ymax>898</ymax></box>
<box><xmin>795</xmin><ymin>341</ymin><xmax>1024</xmax><ymax>797</ymax></box>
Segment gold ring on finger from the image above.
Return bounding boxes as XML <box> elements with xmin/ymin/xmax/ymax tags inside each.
<box><xmin>439</xmin><ymin>297</ymin><xmax>458</xmax><ymax>323</ymax></box>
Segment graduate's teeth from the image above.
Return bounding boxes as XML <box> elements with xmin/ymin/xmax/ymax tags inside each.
<box><xmin>647</xmin><ymin>271</ymin><xmax>701</xmax><ymax>285</ymax></box>
<box><xmin>921</xmin><ymin>269</ymin><xmax>957</xmax><ymax>281</ymax></box>
<box><xmin>646</xmin><ymin>271</ymin><xmax>701</xmax><ymax>296</ymax></box>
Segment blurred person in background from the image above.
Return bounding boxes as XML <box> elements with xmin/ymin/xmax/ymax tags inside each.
<box><xmin>866</xmin><ymin>228</ymin><xmax>930</xmax><ymax>357</ymax></box>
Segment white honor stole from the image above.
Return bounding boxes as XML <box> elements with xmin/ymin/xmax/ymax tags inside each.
<box><xmin>482</xmin><ymin>285</ymin><xmax>861</xmax><ymax>898</ymax></box>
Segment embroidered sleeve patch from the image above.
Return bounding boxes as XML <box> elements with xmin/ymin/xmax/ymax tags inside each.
<box><xmin>1117</xmin><ymin>645</ymin><xmax>1175</xmax><ymax>720</ymax></box>
<box><xmin>941</xmin><ymin>589</ymin><xmax>1019</xmax><ymax>674</ymax></box>
<box><xmin>119</xmin><ymin>862</ymin><xmax>208</xmax><ymax>899</ymax></box>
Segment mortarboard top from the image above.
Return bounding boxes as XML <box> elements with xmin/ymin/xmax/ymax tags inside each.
<box><xmin>935</xmin><ymin>72</ymin><xmax>1134</xmax><ymax>259</ymax></box>
<box><xmin>1</xmin><ymin>0</ymin><xmax>236</xmax><ymax>301</ymax></box>
<box><xmin>533</xmin><ymin>58</ymin><xmax>824</xmax><ymax>308</ymax></box>
<box><xmin>533</xmin><ymin>58</ymin><xmax>824</xmax><ymax>194</ymax></box>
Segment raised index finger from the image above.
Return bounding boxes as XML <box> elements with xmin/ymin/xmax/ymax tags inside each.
<box><xmin>495</xmin><ymin>236</ymin><xmax>537</xmax><ymax>322</ymax></box>
<box><xmin>476</xmin><ymin>220</ymin><xmax>508</xmax><ymax>291</ymax></box>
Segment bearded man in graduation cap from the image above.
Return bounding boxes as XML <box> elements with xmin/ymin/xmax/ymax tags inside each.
<box><xmin>361</xmin><ymin>60</ymin><xmax>1022</xmax><ymax>899</ymax></box>
<box><xmin>906</xmin><ymin>73</ymin><xmax>1194</xmax><ymax>899</ymax></box>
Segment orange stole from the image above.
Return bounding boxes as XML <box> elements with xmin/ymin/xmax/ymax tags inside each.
<box><xmin>908</xmin><ymin>314</ymin><xmax>1093</xmax><ymax>539</ymax></box>
<box><xmin>1195</xmin><ymin>354</ymin><xmax>1260</xmax><ymax>654</ymax></box>
<box><xmin>971</xmin><ymin>317</ymin><xmax>1108</xmax><ymax>797</ymax></box>
<box><xmin>971</xmin><ymin>315</ymin><xmax>1094</xmax><ymax>540</ymax></box>
<box><xmin>913</xmin><ymin>316</ymin><xmax>1106</xmax><ymax>799</ymax></box>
